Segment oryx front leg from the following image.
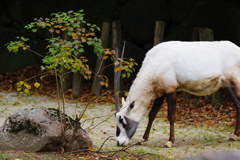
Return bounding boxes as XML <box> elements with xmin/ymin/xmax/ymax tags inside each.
<box><xmin>142</xmin><ymin>96</ymin><xmax>165</xmax><ymax>142</ymax></box>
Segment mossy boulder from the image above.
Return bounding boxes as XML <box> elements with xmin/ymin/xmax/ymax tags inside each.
<box><xmin>0</xmin><ymin>108</ymin><xmax>93</xmax><ymax>152</ymax></box>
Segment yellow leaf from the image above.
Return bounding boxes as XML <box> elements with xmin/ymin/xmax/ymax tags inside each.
<box><xmin>19</xmin><ymin>81</ymin><xmax>24</xmax><ymax>85</ymax></box>
<box><xmin>72</xmin><ymin>32</ymin><xmax>77</xmax><ymax>36</ymax></box>
<box><xmin>88</xmin><ymin>130</ymin><xmax>94</xmax><ymax>134</ymax></box>
<box><xmin>103</xmin><ymin>56</ymin><xmax>108</xmax><ymax>60</ymax></box>
<box><xmin>27</xmin><ymin>85</ymin><xmax>31</xmax><ymax>89</ymax></box>
<box><xmin>34</xmin><ymin>82</ymin><xmax>40</xmax><ymax>88</ymax></box>
<box><xmin>24</xmin><ymin>89</ymin><xmax>29</xmax><ymax>93</ymax></box>
<box><xmin>105</xmin><ymin>83</ymin><xmax>109</xmax><ymax>88</ymax></box>
<box><xmin>82</xmin><ymin>115</ymin><xmax>88</xmax><ymax>118</ymax></box>
<box><xmin>114</xmin><ymin>61</ymin><xmax>120</xmax><ymax>65</ymax></box>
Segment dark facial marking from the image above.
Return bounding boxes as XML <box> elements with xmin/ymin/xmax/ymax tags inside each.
<box><xmin>116</xmin><ymin>126</ymin><xmax>120</xmax><ymax>137</ymax></box>
<box><xmin>120</xmin><ymin>116</ymin><xmax>139</xmax><ymax>139</ymax></box>
<box><xmin>119</xmin><ymin>116</ymin><xmax>124</xmax><ymax>124</ymax></box>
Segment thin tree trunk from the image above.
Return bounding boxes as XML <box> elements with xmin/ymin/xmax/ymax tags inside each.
<box><xmin>91</xmin><ymin>22</ymin><xmax>111</xmax><ymax>96</ymax></box>
<box><xmin>113</xmin><ymin>20</ymin><xmax>122</xmax><ymax>112</ymax></box>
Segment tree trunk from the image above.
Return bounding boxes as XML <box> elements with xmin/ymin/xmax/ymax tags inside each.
<box><xmin>113</xmin><ymin>20</ymin><xmax>122</xmax><ymax>112</ymax></box>
<box><xmin>91</xmin><ymin>22</ymin><xmax>111</xmax><ymax>96</ymax></box>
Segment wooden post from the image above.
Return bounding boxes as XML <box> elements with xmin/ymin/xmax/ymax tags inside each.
<box><xmin>60</xmin><ymin>30</ymin><xmax>72</xmax><ymax>92</ymax></box>
<box><xmin>72</xmin><ymin>21</ymin><xmax>87</xmax><ymax>98</ymax></box>
<box><xmin>199</xmin><ymin>28</ymin><xmax>214</xmax><ymax>41</ymax></box>
<box><xmin>192</xmin><ymin>27</ymin><xmax>200</xmax><ymax>41</ymax></box>
<box><xmin>72</xmin><ymin>53</ymin><xmax>83</xmax><ymax>97</ymax></box>
<box><xmin>91</xmin><ymin>22</ymin><xmax>111</xmax><ymax>96</ymax></box>
<box><xmin>182</xmin><ymin>28</ymin><xmax>201</xmax><ymax>100</ymax></box>
<box><xmin>61</xmin><ymin>70</ymin><xmax>72</xmax><ymax>92</ymax></box>
<box><xmin>154</xmin><ymin>21</ymin><xmax>165</xmax><ymax>46</ymax></box>
<box><xmin>113</xmin><ymin>20</ymin><xmax>122</xmax><ymax>112</ymax></box>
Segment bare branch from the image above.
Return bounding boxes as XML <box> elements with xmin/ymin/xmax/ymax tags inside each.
<box><xmin>96</xmin><ymin>136</ymin><xmax>113</xmax><ymax>152</ymax></box>
<box><xmin>78</xmin><ymin>90</ymin><xmax>110</xmax><ymax>122</ymax></box>
<box><xmin>85</xmin><ymin>114</ymin><xmax>113</xmax><ymax>132</ymax></box>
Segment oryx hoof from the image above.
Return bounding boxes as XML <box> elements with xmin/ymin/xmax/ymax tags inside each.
<box><xmin>228</xmin><ymin>135</ymin><xmax>238</xmax><ymax>141</ymax></box>
<box><xmin>135</xmin><ymin>139</ymin><xmax>147</xmax><ymax>145</ymax></box>
<box><xmin>164</xmin><ymin>141</ymin><xmax>172</xmax><ymax>148</ymax></box>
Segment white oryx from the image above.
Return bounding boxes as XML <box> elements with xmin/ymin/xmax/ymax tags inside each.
<box><xmin>116</xmin><ymin>41</ymin><xmax>240</xmax><ymax>146</ymax></box>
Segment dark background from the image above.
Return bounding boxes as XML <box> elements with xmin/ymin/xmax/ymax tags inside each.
<box><xmin>1</xmin><ymin>0</ymin><xmax>240</xmax><ymax>75</ymax></box>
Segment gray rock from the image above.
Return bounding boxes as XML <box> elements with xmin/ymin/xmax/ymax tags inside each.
<box><xmin>0</xmin><ymin>108</ymin><xmax>93</xmax><ymax>152</ymax></box>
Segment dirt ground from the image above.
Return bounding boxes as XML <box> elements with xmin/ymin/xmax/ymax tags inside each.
<box><xmin>0</xmin><ymin>91</ymin><xmax>240</xmax><ymax>159</ymax></box>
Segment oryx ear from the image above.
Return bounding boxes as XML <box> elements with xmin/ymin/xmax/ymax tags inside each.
<box><xmin>128</xmin><ymin>101</ymin><xmax>135</xmax><ymax>112</ymax></box>
<box><xmin>122</xmin><ymin>97</ymin><xmax>126</xmax><ymax>106</ymax></box>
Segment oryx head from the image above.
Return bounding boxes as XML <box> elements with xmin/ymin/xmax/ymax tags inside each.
<box><xmin>115</xmin><ymin>98</ymin><xmax>139</xmax><ymax>146</ymax></box>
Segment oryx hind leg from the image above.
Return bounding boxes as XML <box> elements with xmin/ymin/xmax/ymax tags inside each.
<box><xmin>223</xmin><ymin>81</ymin><xmax>240</xmax><ymax>136</ymax></box>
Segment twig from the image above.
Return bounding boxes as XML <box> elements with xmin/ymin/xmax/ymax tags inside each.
<box><xmin>81</xmin><ymin>115</ymin><xmax>109</xmax><ymax>127</ymax></box>
<box><xmin>110</xmin><ymin>142</ymin><xmax>138</xmax><ymax>157</ymax></box>
<box><xmin>85</xmin><ymin>114</ymin><xmax>114</xmax><ymax>132</ymax></box>
<box><xmin>97</xmin><ymin>136</ymin><xmax>113</xmax><ymax>152</ymax></box>
<box><xmin>66</xmin><ymin>140</ymin><xmax>161</xmax><ymax>159</ymax></box>
<box><xmin>78</xmin><ymin>90</ymin><xmax>110</xmax><ymax>122</ymax></box>
<box><xmin>27</xmin><ymin>48</ymin><xmax>44</xmax><ymax>58</ymax></box>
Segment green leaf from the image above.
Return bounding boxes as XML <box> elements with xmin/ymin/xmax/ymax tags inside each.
<box><xmin>122</xmin><ymin>74</ymin><xmax>126</xmax><ymax>78</ymax></box>
<box><xmin>78</xmin><ymin>48</ymin><xmax>84</xmax><ymax>53</ymax></box>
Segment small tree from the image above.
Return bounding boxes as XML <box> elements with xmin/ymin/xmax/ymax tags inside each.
<box><xmin>6</xmin><ymin>9</ymin><xmax>136</xmax><ymax>123</ymax></box>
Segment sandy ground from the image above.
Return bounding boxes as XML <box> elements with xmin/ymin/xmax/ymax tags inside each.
<box><xmin>0</xmin><ymin>91</ymin><xmax>240</xmax><ymax>159</ymax></box>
